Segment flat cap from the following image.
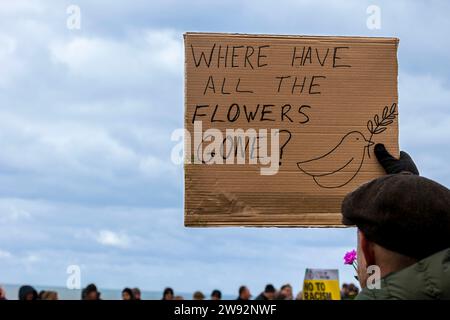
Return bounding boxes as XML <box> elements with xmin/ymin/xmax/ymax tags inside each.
<box><xmin>342</xmin><ymin>172</ymin><xmax>450</xmax><ymax>260</ymax></box>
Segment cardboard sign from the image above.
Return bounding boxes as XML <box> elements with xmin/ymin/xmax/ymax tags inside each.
<box><xmin>302</xmin><ymin>268</ymin><xmax>341</xmax><ymax>300</ymax></box>
<box><xmin>184</xmin><ymin>32</ymin><xmax>399</xmax><ymax>227</ymax></box>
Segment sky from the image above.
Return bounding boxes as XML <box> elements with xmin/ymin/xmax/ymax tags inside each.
<box><xmin>0</xmin><ymin>0</ymin><xmax>449</xmax><ymax>297</ymax></box>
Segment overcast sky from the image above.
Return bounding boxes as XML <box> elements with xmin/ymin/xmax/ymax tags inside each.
<box><xmin>0</xmin><ymin>0</ymin><xmax>449</xmax><ymax>296</ymax></box>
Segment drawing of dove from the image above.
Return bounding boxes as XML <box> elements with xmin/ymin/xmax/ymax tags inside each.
<box><xmin>297</xmin><ymin>131</ymin><xmax>374</xmax><ymax>188</ymax></box>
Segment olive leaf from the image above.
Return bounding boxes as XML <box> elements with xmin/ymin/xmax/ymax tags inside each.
<box><xmin>367</xmin><ymin>120</ymin><xmax>374</xmax><ymax>133</ymax></box>
<box><xmin>374</xmin><ymin>114</ymin><xmax>380</xmax><ymax>126</ymax></box>
<box><xmin>382</xmin><ymin>106</ymin><xmax>389</xmax><ymax>118</ymax></box>
<box><xmin>374</xmin><ymin>127</ymin><xmax>387</xmax><ymax>134</ymax></box>
<box><xmin>367</xmin><ymin>103</ymin><xmax>397</xmax><ymax>136</ymax></box>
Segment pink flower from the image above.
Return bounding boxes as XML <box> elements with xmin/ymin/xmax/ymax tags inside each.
<box><xmin>343</xmin><ymin>249</ymin><xmax>357</xmax><ymax>265</ymax></box>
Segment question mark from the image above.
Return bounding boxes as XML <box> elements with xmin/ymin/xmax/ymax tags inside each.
<box><xmin>278</xmin><ymin>129</ymin><xmax>292</xmax><ymax>166</ymax></box>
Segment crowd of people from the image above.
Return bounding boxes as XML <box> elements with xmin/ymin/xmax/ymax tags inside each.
<box><xmin>0</xmin><ymin>282</ymin><xmax>359</xmax><ymax>301</ymax></box>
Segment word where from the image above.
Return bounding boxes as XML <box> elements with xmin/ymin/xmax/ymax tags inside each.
<box><xmin>191</xmin><ymin>44</ymin><xmax>351</xmax><ymax>69</ymax></box>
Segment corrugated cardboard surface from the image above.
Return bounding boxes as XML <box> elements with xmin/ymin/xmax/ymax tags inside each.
<box><xmin>184</xmin><ymin>32</ymin><xmax>399</xmax><ymax>227</ymax></box>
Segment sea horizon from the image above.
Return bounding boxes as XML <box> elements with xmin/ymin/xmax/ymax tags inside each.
<box><xmin>1</xmin><ymin>283</ymin><xmax>235</xmax><ymax>300</ymax></box>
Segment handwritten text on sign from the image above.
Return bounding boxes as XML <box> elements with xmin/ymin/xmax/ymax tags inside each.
<box><xmin>188</xmin><ymin>41</ymin><xmax>355</xmax><ymax>175</ymax></box>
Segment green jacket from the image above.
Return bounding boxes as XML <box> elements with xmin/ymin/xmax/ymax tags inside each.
<box><xmin>356</xmin><ymin>248</ymin><xmax>450</xmax><ymax>300</ymax></box>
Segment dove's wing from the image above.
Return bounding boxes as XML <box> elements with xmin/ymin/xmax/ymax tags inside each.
<box><xmin>297</xmin><ymin>153</ymin><xmax>355</xmax><ymax>176</ymax></box>
<box><xmin>313</xmin><ymin>153</ymin><xmax>365</xmax><ymax>188</ymax></box>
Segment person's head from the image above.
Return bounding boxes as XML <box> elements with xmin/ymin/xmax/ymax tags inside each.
<box><xmin>211</xmin><ymin>289</ymin><xmax>222</xmax><ymax>300</ymax></box>
<box><xmin>279</xmin><ymin>284</ymin><xmax>293</xmax><ymax>300</ymax></box>
<box><xmin>341</xmin><ymin>283</ymin><xmax>349</xmax><ymax>297</ymax></box>
<box><xmin>162</xmin><ymin>287</ymin><xmax>174</xmax><ymax>300</ymax></box>
<box><xmin>122</xmin><ymin>288</ymin><xmax>134</xmax><ymax>300</ymax></box>
<box><xmin>342</xmin><ymin>173</ymin><xmax>450</xmax><ymax>289</ymax></box>
<box><xmin>347</xmin><ymin>284</ymin><xmax>359</xmax><ymax>297</ymax></box>
<box><xmin>263</xmin><ymin>284</ymin><xmax>276</xmax><ymax>300</ymax></box>
<box><xmin>83</xmin><ymin>283</ymin><xmax>100</xmax><ymax>300</ymax></box>
<box><xmin>0</xmin><ymin>285</ymin><xmax>6</xmax><ymax>300</ymax></box>
<box><xmin>132</xmin><ymin>287</ymin><xmax>141</xmax><ymax>300</ymax></box>
<box><xmin>18</xmin><ymin>285</ymin><xmax>38</xmax><ymax>301</ymax></box>
<box><xmin>40</xmin><ymin>291</ymin><xmax>58</xmax><ymax>300</ymax></box>
<box><xmin>238</xmin><ymin>286</ymin><xmax>251</xmax><ymax>300</ymax></box>
<box><xmin>193</xmin><ymin>291</ymin><xmax>205</xmax><ymax>300</ymax></box>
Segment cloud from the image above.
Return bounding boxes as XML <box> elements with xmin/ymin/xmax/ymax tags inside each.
<box><xmin>95</xmin><ymin>230</ymin><xmax>131</xmax><ymax>248</ymax></box>
<box><xmin>49</xmin><ymin>29</ymin><xmax>182</xmax><ymax>84</ymax></box>
<box><xmin>0</xmin><ymin>0</ymin><xmax>44</xmax><ymax>15</ymax></box>
<box><xmin>398</xmin><ymin>72</ymin><xmax>450</xmax><ymax>181</ymax></box>
<box><xmin>0</xmin><ymin>200</ymin><xmax>31</xmax><ymax>223</ymax></box>
<box><xmin>0</xmin><ymin>249</ymin><xmax>12</xmax><ymax>259</ymax></box>
<box><xmin>25</xmin><ymin>253</ymin><xmax>41</xmax><ymax>264</ymax></box>
<box><xmin>0</xmin><ymin>34</ymin><xmax>24</xmax><ymax>87</ymax></box>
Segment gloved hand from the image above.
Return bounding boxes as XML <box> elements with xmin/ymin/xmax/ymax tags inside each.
<box><xmin>374</xmin><ymin>144</ymin><xmax>419</xmax><ymax>175</ymax></box>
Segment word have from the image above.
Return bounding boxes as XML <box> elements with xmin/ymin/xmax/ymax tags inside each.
<box><xmin>291</xmin><ymin>46</ymin><xmax>351</xmax><ymax>68</ymax></box>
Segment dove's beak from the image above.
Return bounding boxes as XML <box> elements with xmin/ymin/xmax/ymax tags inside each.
<box><xmin>365</xmin><ymin>139</ymin><xmax>374</xmax><ymax>158</ymax></box>
<box><xmin>365</xmin><ymin>139</ymin><xmax>374</xmax><ymax>148</ymax></box>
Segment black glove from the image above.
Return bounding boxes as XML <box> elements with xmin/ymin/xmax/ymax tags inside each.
<box><xmin>374</xmin><ymin>144</ymin><xmax>419</xmax><ymax>175</ymax></box>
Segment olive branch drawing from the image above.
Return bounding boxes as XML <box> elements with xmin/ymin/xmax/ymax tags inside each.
<box><xmin>366</xmin><ymin>102</ymin><xmax>398</xmax><ymax>158</ymax></box>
